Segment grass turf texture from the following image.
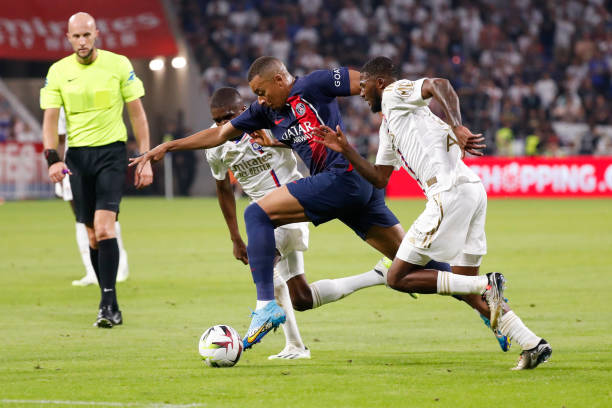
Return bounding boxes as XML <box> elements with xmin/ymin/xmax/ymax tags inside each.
<box><xmin>1</xmin><ymin>197</ymin><xmax>611</xmax><ymax>408</ymax></box>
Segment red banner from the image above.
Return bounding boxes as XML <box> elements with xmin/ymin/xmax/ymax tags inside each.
<box><xmin>0</xmin><ymin>0</ymin><xmax>177</xmax><ymax>60</ymax></box>
<box><xmin>387</xmin><ymin>157</ymin><xmax>612</xmax><ymax>198</ymax></box>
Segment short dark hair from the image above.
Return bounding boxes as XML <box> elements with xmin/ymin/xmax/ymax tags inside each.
<box><xmin>247</xmin><ymin>56</ymin><xmax>281</xmax><ymax>82</ymax></box>
<box><xmin>361</xmin><ymin>56</ymin><xmax>399</xmax><ymax>80</ymax></box>
<box><xmin>210</xmin><ymin>87</ymin><xmax>242</xmax><ymax>109</ymax></box>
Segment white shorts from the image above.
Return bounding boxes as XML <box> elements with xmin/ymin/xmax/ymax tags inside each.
<box><xmin>396</xmin><ymin>181</ymin><xmax>487</xmax><ymax>267</ymax></box>
<box><xmin>54</xmin><ymin>176</ymin><xmax>73</xmax><ymax>201</ymax></box>
<box><xmin>274</xmin><ymin>222</ymin><xmax>309</xmax><ymax>259</ymax></box>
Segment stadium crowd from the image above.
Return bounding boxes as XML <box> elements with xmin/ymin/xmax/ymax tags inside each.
<box><xmin>0</xmin><ymin>94</ymin><xmax>37</xmax><ymax>143</ymax></box>
<box><xmin>176</xmin><ymin>0</ymin><xmax>612</xmax><ymax>158</ymax></box>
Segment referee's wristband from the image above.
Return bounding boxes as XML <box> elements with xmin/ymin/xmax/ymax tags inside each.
<box><xmin>44</xmin><ymin>149</ymin><xmax>61</xmax><ymax>167</ymax></box>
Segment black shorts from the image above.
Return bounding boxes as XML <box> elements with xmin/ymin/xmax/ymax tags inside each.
<box><xmin>65</xmin><ymin>141</ymin><xmax>127</xmax><ymax>224</ymax></box>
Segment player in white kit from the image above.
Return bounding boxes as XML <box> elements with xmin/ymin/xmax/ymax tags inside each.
<box><xmin>205</xmin><ymin>87</ymin><xmax>395</xmax><ymax>360</ymax></box>
<box><xmin>55</xmin><ymin>107</ymin><xmax>129</xmax><ymax>286</ymax></box>
<box><xmin>313</xmin><ymin>57</ymin><xmax>551</xmax><ymax>370</ymax></box>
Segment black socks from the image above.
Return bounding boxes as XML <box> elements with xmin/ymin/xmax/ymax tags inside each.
<box><xmin>96</xmin><ymin>238</ymin><xmax>119</xmax><ymax>310</ymax></box>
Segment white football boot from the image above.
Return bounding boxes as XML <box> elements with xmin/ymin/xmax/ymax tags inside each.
<box><xmin>268</xmin><ymin>345</ymin><xmax>311</xmax><ymax>360</ymax></box>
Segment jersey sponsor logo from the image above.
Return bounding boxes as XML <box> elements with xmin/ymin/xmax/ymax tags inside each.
<box><xmin>128</xmin><ymin>71</ymin><xmax>135</xmax><ymax>81</ymax></box>
<box><xmin>230</xmin><ymin>152</ymin><xmax>274</xmax><ymax>179</ymax></box>
<box><xmin>333</xmin><ymin>68</ymin><xmax>342</xmax><ymax>87</ymax></box>
<box><xmin>279</xmin><ymin>121</ymin><xmax>316</xmax><ymax>143</ymax></box>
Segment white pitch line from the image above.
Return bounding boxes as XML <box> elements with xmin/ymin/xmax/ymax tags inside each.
<box><xmin>0</xmin><ymin>400</ymin><xmax>207</xmax><ymax>408</ymax></box>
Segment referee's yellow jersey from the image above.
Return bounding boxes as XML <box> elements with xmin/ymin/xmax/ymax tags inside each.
<box><xmin>40</xmin><ymin>49</ymin><xmax>145</xmax><ymax>147</ymax></box>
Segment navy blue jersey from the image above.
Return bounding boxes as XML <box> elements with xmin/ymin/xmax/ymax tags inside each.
<box><xmin>231</xmin><ymin>67</ymin><xmax>352</xmax><ymax>175</ymax></box>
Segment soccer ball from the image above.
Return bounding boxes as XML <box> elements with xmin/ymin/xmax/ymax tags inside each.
<box><xmin>198</xmin><ymin>325</ymin><xmax>243</xmax><ymax>367</ymax></box>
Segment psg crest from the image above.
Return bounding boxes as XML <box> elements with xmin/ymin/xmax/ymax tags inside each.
<box><xmin>295</xmin><ymin>102</ymin><xmax>306</xmax><ymax>116</ymax></box>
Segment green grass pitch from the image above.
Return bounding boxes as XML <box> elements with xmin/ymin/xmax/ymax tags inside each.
<box><xmin>1</xmin><ymin>197</ymin><xmax>611</xmax><ymax>407</ymax></box>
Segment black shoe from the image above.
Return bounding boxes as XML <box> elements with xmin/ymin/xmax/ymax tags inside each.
<box><xmin>110</xmin><ymin>308</ymin><xmax>123</xmax><ymax>326</ymax></box>
<box><xmin>512</xmin><ymin>339</ymin><xmax>552</xmax><ymax>370</ymax></box>
<box><xmin>94</xmin><ymin>305</ymin><xmax>122</xmax><ymax>328</ymax></box>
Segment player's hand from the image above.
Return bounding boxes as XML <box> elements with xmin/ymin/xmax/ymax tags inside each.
<box><xmin>311</xmin><ymin>125</ymin><xmax>349</xmax><ymax>153</ymax></box>
<box><xmin>250</xmin><ymin>129</ymin><xmax>286</xmax><ymax>148</ymax></box>
<box><xmin>232</xmin><ymin>238</ymin><xmax>249</xmax><ymax>265</ymax></box>
<box><xmin>48</xmin><ymin>161</ymin><xmax>71</xmax><ymax>183</ymax></box>
<box><xmin>129</xmin><ymin>143</ymin><xmax>168</xmax><ymax>177</ymax></box>
<box><xmin>134</xmin><ymin>160</ymin><xmax>153</xmax><ymax>189</ymax></box>
<box><xmin>452</xmin><ymin>125</ymin><xmax>486</xmax><ymax>157</ymax></box>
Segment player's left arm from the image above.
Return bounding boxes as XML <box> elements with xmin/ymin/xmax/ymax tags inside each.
<box><xmin>215</xmin><ymin>175</ymin><xmax>249</xmax><ymax>265</ymax></box>
<box><xmin>312</xmin><ymin>125</ymin><xmax>394</xmax><ymax>188</ymax></box>
<box><xmin>421</xmin><ymin>78</ymin><xmax>485</xmax><ymax>156</ymax></box>
<box><xmin>126</xmin><ymin>98</ymin><xmax>154</xmax><ymax>189</ymax></box>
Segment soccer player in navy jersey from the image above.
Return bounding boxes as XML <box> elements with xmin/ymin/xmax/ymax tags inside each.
<box><xmin>131</xmin><ymin>57</ymin><xmax>504</xmax><ymax>351</ymax></box>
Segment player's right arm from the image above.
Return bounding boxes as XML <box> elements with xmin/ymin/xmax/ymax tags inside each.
<box><xmin>215</xmin><ymin>174</ymin><xmax>248</xmax><ymax>265</ymax></box>
<box><xmin>129</xmin><ymin>121</ymin><xmax>242</xmax><ymax>173</ymax></box>
<box><xmin>42</xmin><ymin>108</ymin><xmax>71</xmax><ymax>183</ymax></box>
<box><xmin>41</xmin><ymin>64</ymin><xmax>71</xmax><ymax>182</ymax></box>
<box><xmin>312</xmin><ymin>125</ymin><xmax>394</xmax><ymax>189</ymax></box>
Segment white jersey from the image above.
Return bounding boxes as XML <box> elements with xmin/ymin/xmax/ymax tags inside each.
<box><xmin>375</xmin><ymin>78</ymin><xmax>480</xmax><ymax>197</ymax></box>
<box><xmin>205</xmin><ymin>126</ymin><xmax>303</xmax><ymax>200</ymax></box>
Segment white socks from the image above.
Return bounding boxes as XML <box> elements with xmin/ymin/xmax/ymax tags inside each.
<box><xmin>75</xmin><ymin>222</ymin><xmax>97</xmax><ymax>281</ymax></box>
<box><xmin>115</xmin><ymin>222</ymin><xmax>129</xmax><ymax>281</ymax></box>
<box><xmin>273</xmin><ymin>272</ymin><xmax>305</xmax><ymax>349</ymax></box>
<box><xmin>499</xmin><ymin>311</ymin><xmax>541</xmax><ymax>350</ymax></box>
<box><xmin>309</xmin><ymin>269</ymin><xmax>384</xmax><ymax>309</ymax></box>
<box><xmin>255</xmin><ymin>300</ymin><xmax>271</xmax><ymax>310</ymax></box>
<box><xmin>437</xmin><ymin>271</ymin><xmax>488</xmax><ymax>295</ymax></box>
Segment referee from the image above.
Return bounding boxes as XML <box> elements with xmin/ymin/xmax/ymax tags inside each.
<box><xmin>40</xmin><ymin>12</ymin><xmax>153</xmax><ymax>328</ymax></box>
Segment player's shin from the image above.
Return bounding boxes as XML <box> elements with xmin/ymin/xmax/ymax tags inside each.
<box><xmin>75</xmin><ymin>222</ymin><xmax>97</xmax><ymax>283</ymax></box>
<box><xmin>244</xmin><ymin>203</ymin><xmax>276</xmax><ymax>303</ymax></box>
<box><xmin>309</xmin><ymin>268</ymin><xmax>384</xmax><ymax>308</ymax></box>
<box><xmin>115</xmin><ymin>221</ymin><xmax>129</xmax><ymax>282</ymax></box>
<box><xmin>273</xmin><ymin>267</ymin><xmax>305</xmax><ymax>349</ymax></box>
<box><xmin>436</xmin><ymin>271</ymin><xmax>488</xmax><ymax>295</ymax></box>
<box><xmin>97</xmin><ymin>238</ymin><xmax>119</xmax><ymax>310</ymax></box>
<box><xmin>498</xmin><ymin>310</ymin><xmax>541</xmax><ymax>350</ymax></box>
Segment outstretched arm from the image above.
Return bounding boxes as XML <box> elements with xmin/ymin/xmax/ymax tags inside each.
<box><xmin>312</xmin><ymin>125</ymin><xmax>394</xmax><ymax>189</ymax></box>
<box><xmin>126</xmin><ymin>98</ymin><xmax>153</xmax><ymax>189</ymax></box>
<box><xmin>421</xmin><ymin>78</ymin><xmax>485</xmax><ymax>156</ymax></box>
<box><xmin>215</xmin><ymin>175</ymin><xmax>248</xmax><ymax>265</ymax></box>
<box><xmin>129</xmin><ymin>121</ymin><xmax>243</xmax><ymax>174</ymax></box>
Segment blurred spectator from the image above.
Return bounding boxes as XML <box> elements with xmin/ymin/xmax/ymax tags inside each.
<box><xmin>201</xmin><ymin>58</ymin><xmax>226</xmax><ymax>94</ymax></box>
<box><xmin>578</xmin><ymin>121</ymin><xmax>601</xmax><ymax>155</ymax></box>
<box><xmin>177</xmin><ymin>0</ymin><xmax>612</xmax><ymax>156</ymax></box>
<box><xmin>14</xmin><ymin>120</ymin><xmax>38</xmax><ymax>143</ymax></box>
<box><xmin>552</xmin><ymin>87</ymin><xmax>584</xmax><ymax>122</ymax></box>
<box><xmin>164</xmin><ymin>117</ymin><xmax>196</xmax><ymax>196</ymax></box>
